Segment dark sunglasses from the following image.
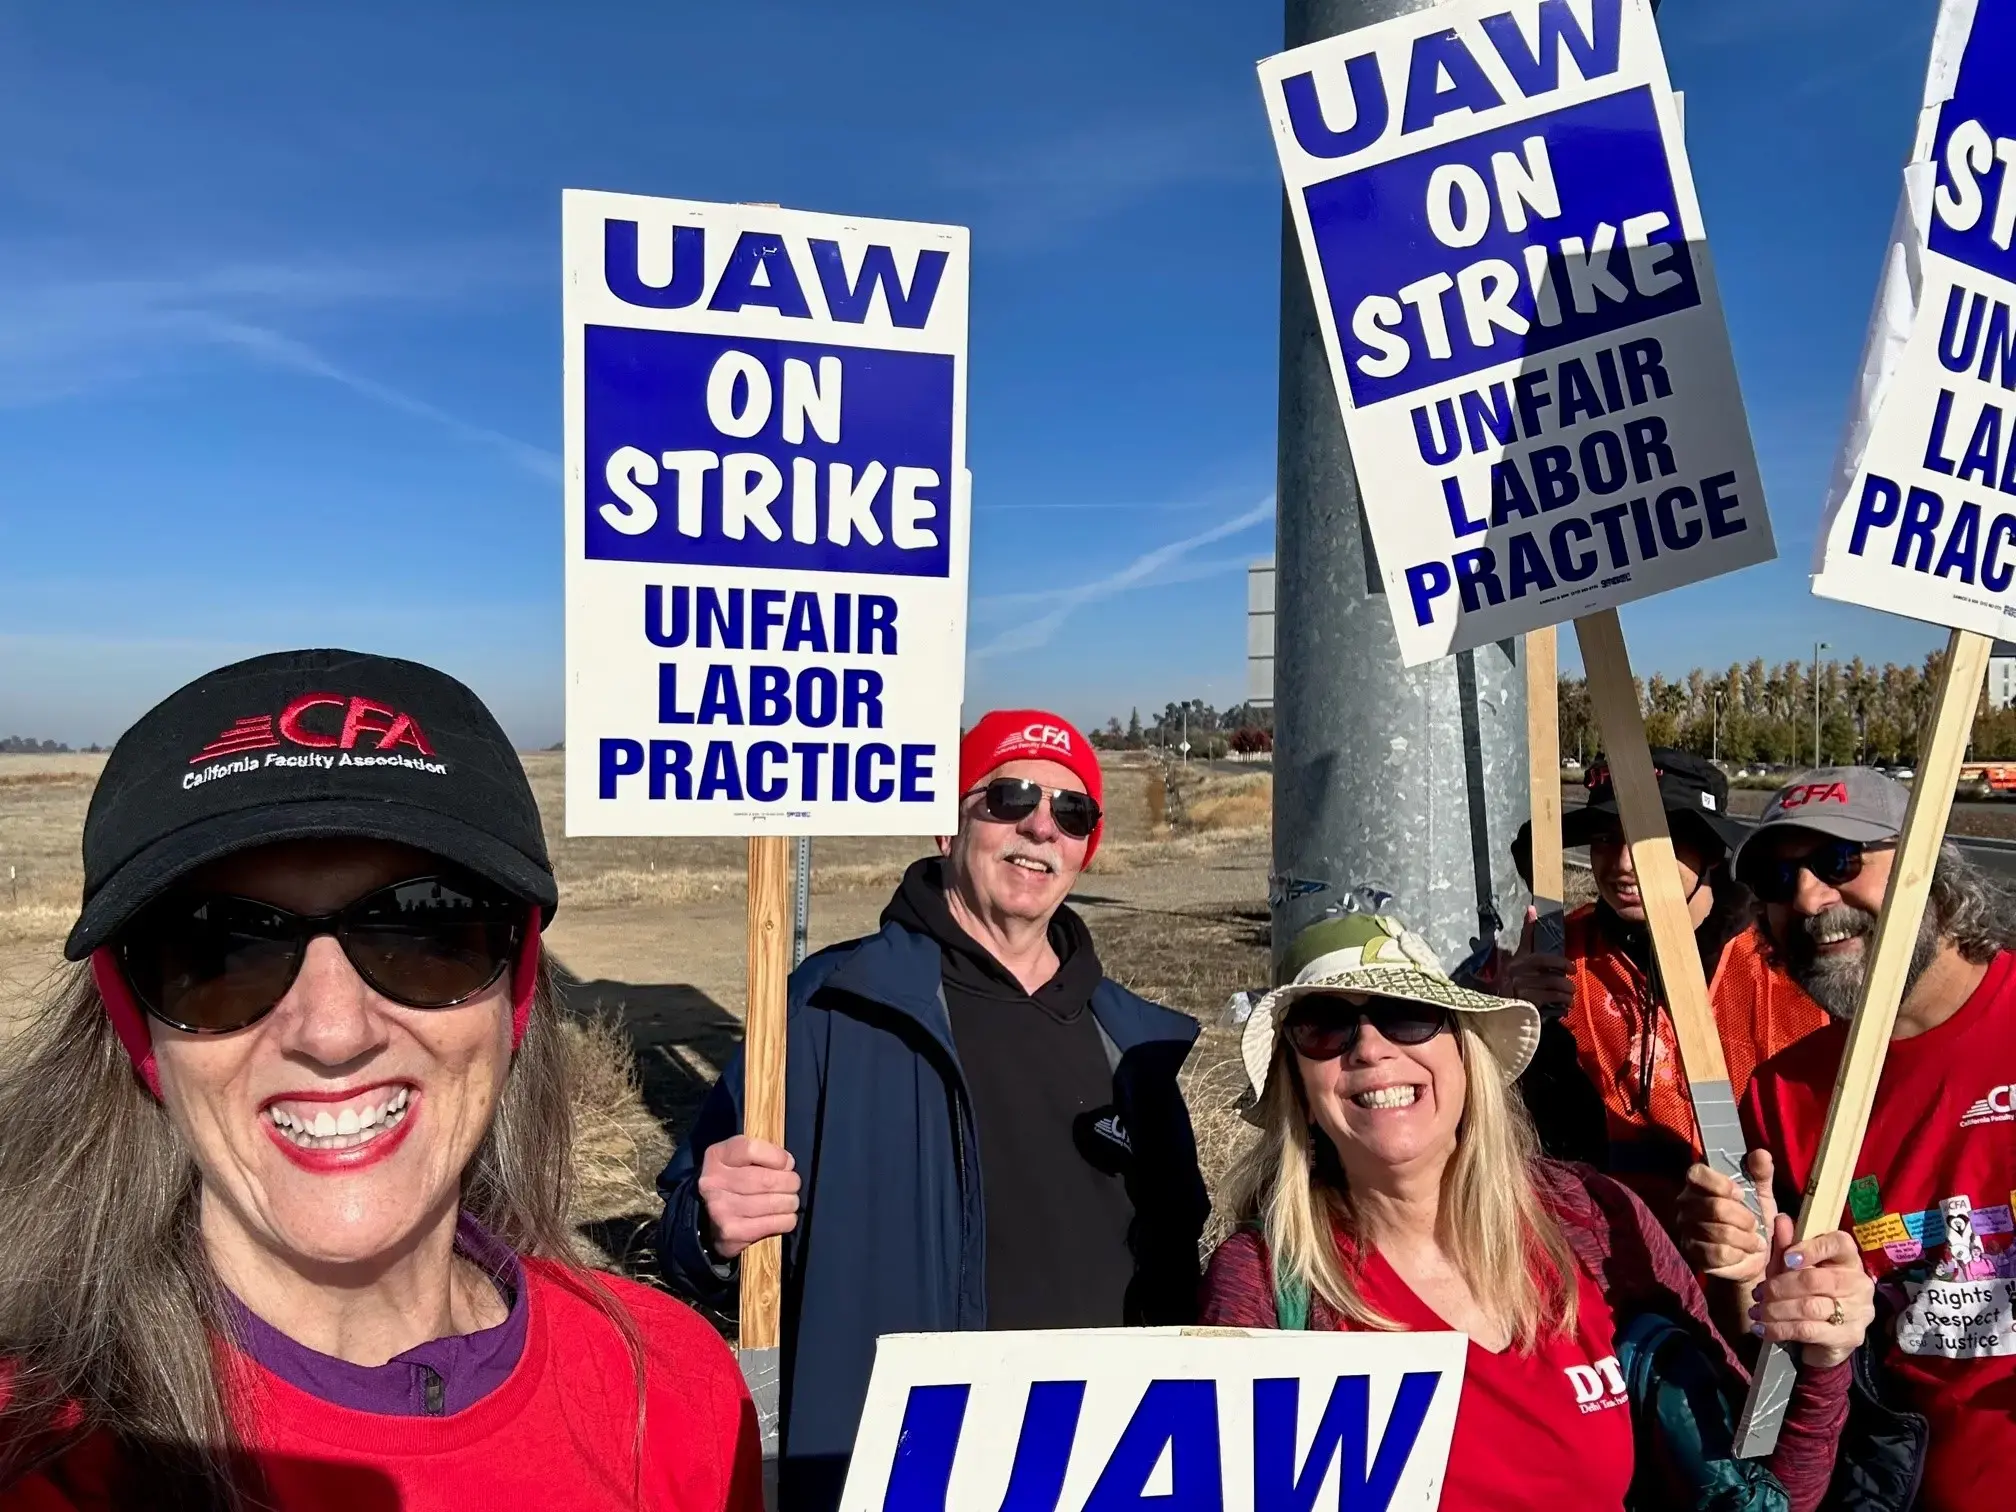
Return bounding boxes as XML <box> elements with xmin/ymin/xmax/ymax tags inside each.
<box><xmin>1283</xmin><ymin>996</ymin><xmax>1451</xmax><ymax>1060</ymax></box>
<box><xmin>963</xmin><ymin>777</ymin><xmax>1102</xmax><ymax>840</ymax></box>
<box><xmin>1744</xmin><ymin>837</ymin><xmax>1894</xmax><ymax>905</ymax></box>
<box><xmin>118</xmin><ymin>874</ymin><xmax>524</xmax><ymax>1034</ymax></box>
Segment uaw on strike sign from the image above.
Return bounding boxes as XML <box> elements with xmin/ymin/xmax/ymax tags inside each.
<box><xmin>1258</xmin><ymin>0</ymin><xmax>1771</xmax><ymax>665</ymax></box>
<box><xmin>563</xmin><ymin>192</ymin><xmax>970</xmax><ymax>835</ymax></box>
<box><xmin>840</xmin><ymin>1329</ymin><xmax>1467</xmax><ymax>1512</ymax></box>
<box><xmin>1813</xmin><ymin>0</ymin><xmax>2016</xmax><ymax>634</ymax></box>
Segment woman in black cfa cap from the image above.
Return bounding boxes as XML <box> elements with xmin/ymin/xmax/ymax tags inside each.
<box><xmin>0</xmin><ymin>651</ymin><xmax>758</xmax><ymax>1512</ymax></box>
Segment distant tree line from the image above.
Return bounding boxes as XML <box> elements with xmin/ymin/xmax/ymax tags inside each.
<box><xmin>1090</xmin><ymin>700</ymin><xmax>1274</xmax><ymax>757</ymax></box>
<box><xmin>1557</xmin><ymin>651</ymin><xmax>2016</xmax><ymax>767</ymax></box>
<box><xmin>0</xmin><ymin>737</ymin><xmax>73</xmax><ymax>754</ymax></box>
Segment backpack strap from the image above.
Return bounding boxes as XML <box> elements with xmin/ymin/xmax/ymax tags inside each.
<box><xmin>1241</xmin><ymin>1222</ymin><xmax>1312</xmax><ymax>1330</ymax></box>
<box><xmin>1274</xmin><ymin>1266</ymin><xmax>1311</xmax><ymax>1331</ymax></box>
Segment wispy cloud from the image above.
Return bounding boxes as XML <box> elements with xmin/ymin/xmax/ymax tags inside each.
<box><xmin>0</xmin><ymin>247</ymin><xmax>552</xmax><ymax>476</ymax></box>
<box><xmin>187</xmin><ymin>316</ymin><xmax>559</xmax><ymax>481</ymax></box>
<box><xmin>939</xmin><ymin>108</ymin><xmax>1266</xmax><ymax>251</ymax></box>
<box><xmin>969</xmin><ymin>496</ymin><xmax>1273</xmax><ymax>658</ymax></box>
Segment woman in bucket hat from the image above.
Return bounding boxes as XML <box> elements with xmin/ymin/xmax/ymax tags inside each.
<box><xmin>0</xmin><ymin>650</ymin><xmax>759</xmax><ymax>1512</ymax></box>
<box><xmin>1201</xmin><ymin>913</ymin><xmax>1871</xmax><ymax>1512</ymax></box>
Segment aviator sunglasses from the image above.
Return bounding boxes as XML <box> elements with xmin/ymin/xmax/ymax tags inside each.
<box><xmin>117</xmin><ymin>874</ymin><xmax>525</xmax><ymax>1034</ymax></box>
<box><xmin>1743</xmin><ymin>836</ymin><xmax>1895</xmax><ymax>906</ymax></box>
<box><xmin>963</xmin><ymin>777</ymin><xmax>1102</xmax><ymax>839</ymax></box>
<box><xmin>1283</xmin><ymin>997</ymin><xmax>1452</xmax><ymax>1060</ymax></box>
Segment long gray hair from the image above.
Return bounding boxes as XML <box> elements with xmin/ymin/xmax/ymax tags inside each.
<box><xmin>1925</xmin><ymin>843</ymin><xmax>2016</xmax><ymax>963</ymax></box>
<box><xmin>0</xmin><ymin>952</ymin><xmax>613</xmax><ymax>1509</ymax></box>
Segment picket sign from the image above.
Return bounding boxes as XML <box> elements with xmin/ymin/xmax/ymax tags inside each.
<box><xmin>1524</xmin><ymin>626</ymin><xmax>1566</xmax><ymax>953</ymax></box>
<box><xmin>562</xmin><ymin>190</ymin><xmax>972</xmax><ymax>838</ymax></box>
<box><xmin>838</xmin><ymin>1328</ymin><xmax>1468</xmax><ymax>1512</ymax></box>
<box><xmin>561</xmin><ymin>192</ymin><xmax>973</xmax><ymax>1489</ymax></box>
<box><xmin>1256</xmin><ymin>0</ymin><xmax>1772</xmax><ymax>666</ymax></box>
<box><xmin>1722</xmin><ymin>1</ymin><xmax>2016</xmax><ymax>1452</ymax></box>
<box><xmin>1256</xmin><ymin>0</ymin><xmax>1770</xmax><ymax>1207</ymax></box>
<box><xmin>1735</xmin><ymin>0</ymin><xmax>2016</xmax><ymax>1453</ymax></box>
<box><xmin>1575</xmin><ymin>610</ymin><xmax>1756</xmax><ymax>1199</ymax></box>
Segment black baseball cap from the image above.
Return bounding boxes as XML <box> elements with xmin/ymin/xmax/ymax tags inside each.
<box><xmin>65</xmin><ymin>649</ymin><xmax>557</xmax><ymax>961</ymax></box>
<box><xmin>1564</xmin><ymin>746</ymin><xmax>1746</xmax><ymax>855</ymax></box>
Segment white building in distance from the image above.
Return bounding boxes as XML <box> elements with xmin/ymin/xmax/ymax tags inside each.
<box><xmin>1990</xmin><ymin>640</ymin><xmax>2016</xmax><ymax>710</ymax></box>
<box><xmin>1248</xmin><ymin>561</ymin><xmax>1274</xmax><ymax>709</ymax></box>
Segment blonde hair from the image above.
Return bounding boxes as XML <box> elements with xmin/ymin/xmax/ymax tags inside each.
<box><xmin>1219</xmin><ymin>1015</ymin><xmax>1579</xmax><ymax>1349</ymax></box>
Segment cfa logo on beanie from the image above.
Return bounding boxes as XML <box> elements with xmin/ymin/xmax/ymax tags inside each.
<box><xmin>957</xmin><ymin>709</ymin><xmax>1105</xmax><ymax>859</ymax></box>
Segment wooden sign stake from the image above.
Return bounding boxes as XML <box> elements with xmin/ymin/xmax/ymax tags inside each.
<box><xmin>1526</xmin><ymin>627</ymin><xmax>1565</xmax><ymax>954</ymax></box>
<box><xmin>741</xmin><ymin>834</ymin><xmax>793</xmax><ymax>1476</ymax></box>
<box><xmin>1734</xmin><ymin>627</ymin><xmax>1991</xmax><ymax>1455</ymax></box>
<box><xmin>1574</xmin><ymin>609</ymin><xmax>1758</xmax><ymax>1199</ymax></box>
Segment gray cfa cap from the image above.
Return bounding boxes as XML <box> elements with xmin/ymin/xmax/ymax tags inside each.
<box><xmin>1733</xmin><ymin>767</ymin><xmax>1909</xmax><ymax>875</ymax></box>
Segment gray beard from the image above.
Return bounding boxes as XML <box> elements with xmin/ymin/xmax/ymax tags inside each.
<box><xmin>1782</xmin><ymin>902</ymin><xmax>1940</xmax><ymax>1021</ymax></box>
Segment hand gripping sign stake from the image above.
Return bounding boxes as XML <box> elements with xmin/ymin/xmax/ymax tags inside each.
<box><xmin>1526</xmin><ymin>626</ymin><xmax>1567</xmax><ymax>955</ymax></box>
<box><xmin>742</xmin><ymin>835</ymin><xmax>792</xmax><ymax>1483</ymax></box>
<box><xmin>1576</xmin><ymin>609</ymin><xmax>1763</xmax><ymax>1212</ymax></box>
<box><xmin>1734</xmin><ymin>629</ymin><xmax>1991</xmax><ymax>1457</ymax></box>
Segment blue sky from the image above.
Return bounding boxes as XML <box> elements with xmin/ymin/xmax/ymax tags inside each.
<box><xmin>0</xmin><ymin>0</ymin><xmax>1949</xmax><ymax>746</ymax></box>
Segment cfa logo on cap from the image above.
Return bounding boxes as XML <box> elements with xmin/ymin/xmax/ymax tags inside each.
<box><xmin>184</xmin><ymin>693</ymin><xmax>450</xmax><ymax>792</ymax></box>
<box><xmin>1779</xmin><ymin>781</ymin><xmax>1850</xmax><ymax>810</ymax></box>
<box><xmin>192</xmin><ymin>694</ymin><xmax>436</xmax><ymax>763</ymax></box>
<box><xmin>1002</xmin><ymin>724</ymin><xmax>1072</xmax><ymax>757</ymax></box>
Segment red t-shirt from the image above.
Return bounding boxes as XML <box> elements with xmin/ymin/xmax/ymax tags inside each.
<box><xmin>1742</xmin><ymin>950</ymin><xmax>2016</xmax><ymax>1512</ymax></box>
<box><xmin>5</xmin><ymin>1261</ymin><xmax>760</xmax><ymax>1511</ymax></box>
<box><xmin>1354</xmin><ymin>1250</ymin><xmax>1635</xmax><ymax>1511</ymax></box>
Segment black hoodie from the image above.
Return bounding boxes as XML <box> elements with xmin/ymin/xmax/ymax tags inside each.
<box><xmin>881</xmin><ymin>857</ymin><xmax>1138</xmax><ymax>1329</ymax></box>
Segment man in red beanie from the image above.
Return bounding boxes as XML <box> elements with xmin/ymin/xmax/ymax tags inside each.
<box><xmin>657</xmin><ymin>710</ymin><xmax>1206</xmax><ymax>1512</ymax></box>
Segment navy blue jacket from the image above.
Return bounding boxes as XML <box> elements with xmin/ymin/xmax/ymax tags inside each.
<box><xmin>655</xmin><ymin>919</ymin><xmax>1207</xmax><ymax>1512</ymax></box>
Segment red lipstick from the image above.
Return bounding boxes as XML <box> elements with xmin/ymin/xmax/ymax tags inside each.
<box><xmin>260</xmin><ymin>1086</ymin><xmax>419</xmax><ymax>1174</ymax></box>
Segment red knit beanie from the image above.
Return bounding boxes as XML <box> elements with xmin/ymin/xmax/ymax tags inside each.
<box><xmin>958</xmin><ymin>709</ymin><xmax>1104</xmax><ymax>862</ymax></box>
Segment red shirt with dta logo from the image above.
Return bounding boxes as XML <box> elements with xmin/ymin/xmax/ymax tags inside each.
<box><xmin>1202</xmin><ymin>1224</ymin><xmax>1633</xmax><ymax>1509</ymax></box>
<box><xmin>1355</xmin><ymin>1246</ymin><xmax>1635</xmax><ymax>1511</ymax></box>
<box><xmin>1743</xmin><ymin>949</ymin><xmax>2016</xmax><ymax>1512</ymax></box>
<box><xmin>1199</xmin><ymin>1161</ymin><xmax>1849</xmax><ymax>1512</ymax></box>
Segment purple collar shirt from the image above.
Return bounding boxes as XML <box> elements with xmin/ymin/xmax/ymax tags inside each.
<box><xmin>223</xmin><ymin>1214</ymin><xmax>528</xmax><ymax>1417</ymax></box>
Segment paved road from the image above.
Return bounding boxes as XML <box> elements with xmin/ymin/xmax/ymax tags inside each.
<box><xmin>1563</xmin><ymin>803</ymin><xmax>2016</xmax><ymax>881</ymax></box>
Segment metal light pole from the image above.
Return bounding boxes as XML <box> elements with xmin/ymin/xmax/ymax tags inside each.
<box><xmin>1272</xmin><ymin>0</ymin><xmax>1528</xmax><ymax>972</ymax></box>
<box><xmin>1813</xmin><ymin>641</ymin><xmax>1830</xmax><ymax>766</ymax></box>
<box><xmin>1712</xmin><ymin>688</ymin><xmax>1723</xmax><ymax>766</ymax></box>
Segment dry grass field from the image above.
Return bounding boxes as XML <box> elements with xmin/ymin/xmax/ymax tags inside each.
<box><xmin>0</xmin><ymin>750</ymin><xmax>1276</xmax><ymax>1275</ymax></box>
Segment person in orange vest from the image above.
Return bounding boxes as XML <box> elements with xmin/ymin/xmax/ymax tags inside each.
<box><xmin>1503</xmin><ymin>749</ymin><xmax>1829</xmax><ymax>1227</ymax></box>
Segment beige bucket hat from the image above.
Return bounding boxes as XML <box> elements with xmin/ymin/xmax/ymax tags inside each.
<box><xmin>1241</xmin><ymin>912</ymin><xmax>1541</xmax><ymax>1102</ymax></box>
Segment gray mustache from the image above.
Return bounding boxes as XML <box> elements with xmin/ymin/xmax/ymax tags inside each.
<box><xmin>1795</xmin><ymin>904</ymin><xmax>1875</xmax><ymax>951</ymax></box>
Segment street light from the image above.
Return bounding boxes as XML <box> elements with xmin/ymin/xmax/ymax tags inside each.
<box><xmin>1812</xmin><ymin>641</ymin><xmax>1830</xmax><ymax>766</ymax></box>
<box><xmin>1712</xmin><ymin>687</ymin><xmax>1724</xmax><ymax>765</ymax></box>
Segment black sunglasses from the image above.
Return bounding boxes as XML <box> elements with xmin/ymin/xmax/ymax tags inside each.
<box><xmin>118</xmin><ymin>874</ymin><xmax>524</xmax><ymax>1035</ymax></box>
<box><xmin>1744</xmin><ymin>837</ymin><xmax>1894</xmax><ymax>905</ymax></box>
<box><xmin>1283</xmin><ymin>997</ymin><xmax>1451</xmax><ymax>1060</ymax></box>
<box><xmin>963</xmin><ymin>777</ymin><xmax>1102</xmax><ymax>840</ymax></box>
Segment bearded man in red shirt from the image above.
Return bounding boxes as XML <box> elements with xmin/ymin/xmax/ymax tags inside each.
<box><xmin>1678</xmin><ymin>766</ymin><xmax>2016</xmax><ymax>1512</ymax></box>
